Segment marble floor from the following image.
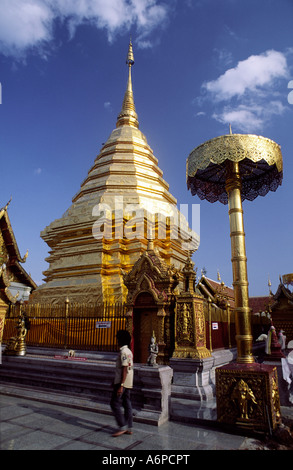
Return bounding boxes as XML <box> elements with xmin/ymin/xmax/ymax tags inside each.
<box><xmin>0</xmin><ymin>393</ymin><xmax>267</xmax><ymax>452</ymax></box>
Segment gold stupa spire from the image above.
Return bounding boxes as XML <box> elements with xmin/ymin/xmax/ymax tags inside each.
<box><xmin>116</xmin><ymin>40</ymin><xmax>139</xmax><ymax>129</ymax></box>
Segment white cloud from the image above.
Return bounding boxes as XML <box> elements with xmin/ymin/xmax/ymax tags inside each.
<box><xmin>213</xmin><ymin>106</ymin><xmax>263</xmax><ymax>133</ymax></box>
<box><xmin>0</xmin><ymin>0</ymin><xmax>169</xmax><ymax>57</ymax></box>
<box><xmin>104</xmin><ymin>101</ymin><xmax>112</xmax><ymax>112</ymax></box>
<box><xmin>198</xmin><ymin>50</ymin><xmax>290</xmax><ymax>132</ymax></box>
<box><xmin>203</xmin><ymin>50</ymin><xmax>289</xmax><ymax>101</ymax></box>
<box><xmin>0</xmin><ymin>0</ymin><xmax>53</xmax><ymax>56</ymax></box>
<box><xmin>34</xmin><ymin>167</ymin><xmax>42</xmax><ymax>175</ymax></box>
<box><xmin>195</xmin><ymin>111</ymin><xmax>205</xmax><ymax>117</ymax></box>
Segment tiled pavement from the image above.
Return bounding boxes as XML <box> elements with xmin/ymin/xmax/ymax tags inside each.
<box><xmin>0</xmin><ymin>392</ymin><xmax>272</xmax><ymax>452</ymax></box>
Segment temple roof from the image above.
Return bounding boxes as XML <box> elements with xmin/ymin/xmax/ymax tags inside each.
<box><xmin>249</xmin><ymin>296</ymin><xmax>271</xmax><ymax>314</ymax></box>
<box><xmin>0</xmin><ymin>200</ymin><xmax>37</xmax><ymax>296</ymax></box>
<box><xmin>197</xmin><ymin>275</ymin><xmax>235</xmax><ymax>307</ymax></box>
<box><xmin>272</xmin><ymin>280</ymin><xmax>293</xmax><ymax>305</ymax></box>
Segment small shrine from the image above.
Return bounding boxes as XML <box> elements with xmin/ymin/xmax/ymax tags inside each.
<box><xmin>0</xmin><ymin>200</ymin><xmax>36</xmax><ymax>344</ymax></box>
<box><xmin>172</xmin><ymin>254</ymin><xmax>211</xmax><ymax>360</ymax></box>
<box><xmin>123</xmin><ymin>241</ymin><xmax>211</xmax><ymax>365</ymax></box>
<box><xmin>122</xmin><ymin>240</ymin><xmax>179</xmax><ymax>364</ymax></box>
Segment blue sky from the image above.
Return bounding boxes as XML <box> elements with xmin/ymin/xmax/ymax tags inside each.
<box><xmin>0</xmin><ymin>0</ymin><xmax>292</xmax><ymax>296</ymax></box>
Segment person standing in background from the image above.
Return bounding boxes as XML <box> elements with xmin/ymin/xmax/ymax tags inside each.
<box><xmin>110</xmin><ymin>329</ymin><xmax>134</xmax><ymax>437</ymax></box>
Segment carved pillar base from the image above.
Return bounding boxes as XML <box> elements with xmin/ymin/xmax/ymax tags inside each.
<box><xmin>134</xmin><ymin>365</ymin><xmax>173</xmax><ymax>426</ymax></box>
<box><xmin>3</xmin><ymin>337</ymin><xmax>27</xmax><ymax>356</ymax></box>
<box><xmin>170</xmin><ymin>356</ymin><xmax>215</xmax><ymax>401</ymax></box>
<box><xmin>216</xmin><ymin>363</ymin><xmax>281</xmax><ymax>433</ymax></box>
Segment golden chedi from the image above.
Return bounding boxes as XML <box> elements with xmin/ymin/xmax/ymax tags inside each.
<box><xmin>32</xmin><ymin>42</ymin><xmax>197</xmax><ymax>304</ymax></box>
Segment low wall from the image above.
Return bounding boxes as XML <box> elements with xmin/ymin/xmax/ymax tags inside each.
<box><xmin>0</xmin><ymin>347</ymin><xmax>173</xmax><ymax>426</ymax></box>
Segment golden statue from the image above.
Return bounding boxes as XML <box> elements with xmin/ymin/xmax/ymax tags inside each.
<box><xmin>4</xmin><ymin>313</ymin><xmax>27</xmax><ymax>356</ymax></box>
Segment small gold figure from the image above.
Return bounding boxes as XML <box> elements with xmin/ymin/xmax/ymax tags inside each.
<box><xmin>232</xmin><ymin>379</ymin><xmax>257</xmax><ymax>420</ymax></box>
<box><xmin>181</xmin><ymin>303</ymin><xmax>192</xmax><ymax>340</ymax></box>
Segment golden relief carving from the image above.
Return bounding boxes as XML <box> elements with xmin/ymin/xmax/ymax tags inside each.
<box><xmin>177</xmin><ymin>303</ymin><xmax>193</xmax><ymax>343</ymax></box>
<box><xmin>231</xmin><ymin>379</ymin><xmax>257</xmax><ymax>421</ymax></box>
<box><xmin>173</xmin><ymin>296</ymin><xmax>211</xmax><ymax>359</ymax></box>
<box><xmin>195</xmin><ymin>301</ymin><xmax>205</xmax><ymax>347</ymax></box>
<box><xmin>216</xmin><ymin>365</ymin><xmax>282</xmax><ymax>432</ymax></box>
<box><xmin>271</xmin><ymin>376</ymin><xmax>281</xmax><ymax>421</ymax></box>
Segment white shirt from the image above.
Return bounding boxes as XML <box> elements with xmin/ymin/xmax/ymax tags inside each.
<box><xmin>114</xmin><ymin>345</ymin><xmax>134</xmax><ymax>389</ymax></box>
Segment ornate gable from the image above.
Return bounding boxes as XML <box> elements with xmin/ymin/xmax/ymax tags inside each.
<box><xmin>122</xmin><ymin>240</ymin><xmax>179</xmax><ymax>305</ymax></box>
<box><xmin>272</xmin><ymin>281</ymin><xmax>293</xmax><ymax>307</ymax></box>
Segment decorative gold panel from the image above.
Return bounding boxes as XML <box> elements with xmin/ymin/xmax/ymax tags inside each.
<box><xmin>216</xmin><ymin>363</ymin><xmax>281</xmax><ymax>432</ymax></box>
<box><xmin>173</xmin><ymin>295</ymin><xmax>211</xmax><ymax>359</ymax></box>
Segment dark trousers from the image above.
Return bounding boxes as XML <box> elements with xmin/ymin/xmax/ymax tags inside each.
<box><xmin>110</xmin><ymin>385</ymin><xmax>133</xmax><ymax>430</ymax></box>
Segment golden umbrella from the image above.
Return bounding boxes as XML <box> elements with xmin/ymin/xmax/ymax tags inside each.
<box><xmin>186</xmin><ymin>130</ymin><xmax>283</xmax><ymax>364</ymax></box>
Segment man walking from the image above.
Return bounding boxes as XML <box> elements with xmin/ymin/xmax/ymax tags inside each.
<box><xmin>111</xmin><ymin>329</ymin><xmax>134</xmax><ymax>437</ymax></box>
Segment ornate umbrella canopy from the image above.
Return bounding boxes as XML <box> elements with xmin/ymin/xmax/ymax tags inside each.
<box><xmin>187</xmin><ymin>134</ymin><xmax>283</xmax><ymax>204</ymax></box>
<box><xmin>282</xmin><ymin>273</ymin><xmax>293</xmax><ymax>287</ymax></box>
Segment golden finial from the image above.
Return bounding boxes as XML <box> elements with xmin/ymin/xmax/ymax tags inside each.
<box><xmin>268</xmin><ymin>274</ymin><xmax>272</xmax><ymax>295</ymax></box>
<box><xmin>126</xmin><ymin>39</ymin><xmax>134</xmax><ymax>66</ymax></box>
<box><xmin>116</xmin><ymin>40</ymin><xmax>139</xmax><ymax>129</ymax></box>
<box><xmin>23</xmin><ymin>249</ymin><xmax>29</xmax><ymax>262</ymax></box>
<box><xmin>0</xmin><ymin>197</ymin><xmax>12</xmax><ymax>219</ymax></box>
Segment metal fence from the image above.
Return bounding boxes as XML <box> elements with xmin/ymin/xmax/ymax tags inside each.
<box><xmin>3</xmin><ymin>302</ymin><xmax>127</xmax><ymax>352</ymax></box>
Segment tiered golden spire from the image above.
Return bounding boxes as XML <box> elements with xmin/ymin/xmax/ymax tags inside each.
<box><xmin>116</xmin><ymin>40</ymin><xmax>139</xmax><ymax>129</ymax></box>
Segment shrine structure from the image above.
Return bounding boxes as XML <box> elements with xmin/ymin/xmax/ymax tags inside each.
<box><xmin>0</xmin><ymin>200</ymin><xmax>36</xmax><ymax>343</ymax></box>
<box><xmin>31</xmin><ymin>42</ymin><xmax>197</xmax><ymax>305</ymax></box>
<box><xmin>123</xmin><ymin>240</ymin><xmax>210</xmax><ymax>365</ymax></box>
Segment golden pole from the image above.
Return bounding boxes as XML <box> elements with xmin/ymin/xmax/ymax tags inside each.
<box><xmin>187</xmin><ymin>133</ymin><xmax>283</xmax><ymax>431</ymax></box>
<box><xmin>225</xmin><ymin>161</ymin><xmax>254</xmax><ymax>363</ymax></box>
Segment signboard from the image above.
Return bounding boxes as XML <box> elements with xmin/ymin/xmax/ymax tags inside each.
<box><xmin>212</xmin><ymin>322</ymin><xmax>218</xmax><ymax>330</ymax></box>
<box><xmin>96</xmin><ymin>321</ymin><xmax>112</xmax><ymax>329</ymax></box>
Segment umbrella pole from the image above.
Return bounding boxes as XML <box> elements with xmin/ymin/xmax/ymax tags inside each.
<box><xmin>225</xmin><ymin>161</ymin><xmax>254</xmax><ymax>364</ymax></box>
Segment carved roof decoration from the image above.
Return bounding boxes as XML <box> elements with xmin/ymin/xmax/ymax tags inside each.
<box><xmin>122</xmin><ymin>240</ymin><xmax>179</xmax><ymax>305</ymax></box>
<box><xmin>271</xmin><ymin>278</ymin><xmax>293</xmax><ymax>309</ymax></box>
